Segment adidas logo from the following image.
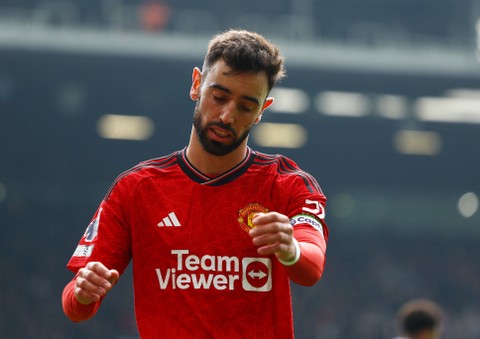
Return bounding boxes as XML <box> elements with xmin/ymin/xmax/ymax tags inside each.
<box><xmin>157</xmin><ymin>212</ymin><xmax>182</xmax><ymax>227</ymax></box>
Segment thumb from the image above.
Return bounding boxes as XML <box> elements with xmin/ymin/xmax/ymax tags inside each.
<box><xmin>106</xmin><ymin>269</ymin><xmax>120</xmax><ymax>284</ymax></box>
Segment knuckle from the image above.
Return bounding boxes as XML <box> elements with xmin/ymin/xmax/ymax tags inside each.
<box><xmin>76</xmin><ymin>277</ymin><xmax>86</xmax><ymax>288</ymax></box>
<box><xmin>89</xmin><ymin>261</ymin><xmax>99</xmax><ymax>270</ymax></box>
<box><xmin>84</xmin><ymin>270</ymin><xmax>93</xmax><ymax>279</ymax></box>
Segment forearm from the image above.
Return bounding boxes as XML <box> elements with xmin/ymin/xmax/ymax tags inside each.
<box><xmin>282</xmin><ymin>227</ymin><xmax>327</xmax><ymax>286</ymax></box>
<box><xmin>283</xmin><ymin>242</ymin><xmax>326</xmax><ymax>286</ymax></box>
<box><xmin>62</xmin><ymin>279</ymin><xmax>101</xmax><ymax>322</ymax></box>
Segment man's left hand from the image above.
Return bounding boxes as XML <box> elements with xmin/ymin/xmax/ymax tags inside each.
<box><xmin>249</xmin><ymin>212</ymin><xmax>296</xmax><ymax>262</ymax></box>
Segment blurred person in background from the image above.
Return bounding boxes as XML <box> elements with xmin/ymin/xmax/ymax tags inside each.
<box><xmin>61</xmin><ymin>29</ymin><xmax>329</xmax><ymax>338</ymax></box>
<box><xmin>139</xmin><ymin>0</ymin><xmax>171</xmax><ymax>32</ymax></box>
<box><xmin>394</xmin><ymin>298</ymin><xmax>445</xmax><ymax>339</ymax></box>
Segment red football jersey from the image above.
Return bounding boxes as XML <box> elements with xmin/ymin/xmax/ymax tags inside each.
<box><xmin>67</xmin><ymin>147</ymin><xmax>328</xmax><ymax>338</ymax></box>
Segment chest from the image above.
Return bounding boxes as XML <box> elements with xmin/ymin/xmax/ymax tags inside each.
<box><xmin>129</xmin><ymin>175</ymin><xmax>286</xmax><ymax>256</ymax></box>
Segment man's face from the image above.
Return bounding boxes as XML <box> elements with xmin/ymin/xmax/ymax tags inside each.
<box><xmin>192</xmin><ymin>100</ymin><xmax>250</xmax><ymax>156</ymax></box>
<box><xmin>190</xmin><ymin>60</ymin><xmax>272</xmax><ymax>156</ymax></box>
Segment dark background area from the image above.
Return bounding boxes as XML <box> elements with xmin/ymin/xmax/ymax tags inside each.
<box><xmin>1</xmin><ymin>0</ymin><xmax>480</xmax><ymax>338</ymax></box>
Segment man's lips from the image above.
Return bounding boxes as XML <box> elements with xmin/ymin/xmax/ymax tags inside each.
<box><xmin>209</xmin><ymin>126</ymin><xmax>233</xmax><ymax>141</ymax></box>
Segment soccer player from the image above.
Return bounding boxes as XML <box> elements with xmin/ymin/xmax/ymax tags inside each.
<box><xmin>62</xmin><ymin>29</ymin><xmax>329</xmax><ymax>338</ymax></box>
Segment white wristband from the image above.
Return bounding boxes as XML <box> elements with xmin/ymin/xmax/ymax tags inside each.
<box><xmin>278</xmin><ymin>238</ymin><xmax>301</xmax><ymax>266</ymax></box>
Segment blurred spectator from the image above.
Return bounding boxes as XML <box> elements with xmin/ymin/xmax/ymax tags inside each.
<box><xmin>394</xmin><ymin>298</ymin><xmax>444</xmax><ymax>339</ymax></box>
<box><xmin>139</xmin><ymin>0</ymin><xmax>171</xmax><ymax>32</ymax></box>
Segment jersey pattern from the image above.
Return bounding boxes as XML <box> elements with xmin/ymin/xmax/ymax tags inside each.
<box><xmin>67</xmin><ymin>147</ymin><xmax>328</xmax><ymax>339</ymax></box>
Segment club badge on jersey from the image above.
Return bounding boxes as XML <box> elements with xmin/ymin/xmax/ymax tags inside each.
<box><xmin>237</xmin><ymin>203</ymin><xmax>269</xmax><ymax>232</ymax></box>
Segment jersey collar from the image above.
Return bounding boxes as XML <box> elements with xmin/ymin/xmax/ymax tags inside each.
<box><xmin>177</xmin><ymin>147</ymin><xmax>255</xmax><ymax>186</ymax></box>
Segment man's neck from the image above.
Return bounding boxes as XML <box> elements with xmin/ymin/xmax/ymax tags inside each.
<box><xmin>186</xmin><ymin>129</ymin><xmax>249</xmax><ymax>177</ymax></box>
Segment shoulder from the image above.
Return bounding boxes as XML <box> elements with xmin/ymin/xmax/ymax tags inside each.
<box><xmin>120</xmin><ymin>151</ymin><xmax>179</xmax><ymax>181</ymax></box>
<box><xmin>104</xmin><ymin>150</ymin><xmax>179</xmax><ymax>200</ymax></box>
<box><xmin>253</xmin><ymin>151</ymin><xmax>322</xmax><ymax>194</ymax></box>
<box><xmin>253</xmin><ymin>151</ymin><xmax>301</xmax><ymax>173</ymax></box>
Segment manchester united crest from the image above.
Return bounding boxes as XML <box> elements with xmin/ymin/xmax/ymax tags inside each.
<box><xmin>238</xmin><ymin>203</ymin><xmax>269</xmax><ymax>232</ymax></box>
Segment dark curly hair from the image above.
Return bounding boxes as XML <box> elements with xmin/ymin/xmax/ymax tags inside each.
<box><xmin>202</xmin><ymin>29</ymin><xmax>286</xmax><ymax>91</ymax></box>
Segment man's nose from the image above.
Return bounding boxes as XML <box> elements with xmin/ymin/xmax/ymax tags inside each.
<box><xmin>219</xmin><ymin>102</ymin><xmax>236</xmax><ymax>124</ymax></box>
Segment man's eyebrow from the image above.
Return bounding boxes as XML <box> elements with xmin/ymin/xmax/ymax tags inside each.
<box><xmin>210</xmin><ymin>83</ymin><xmax>260</xmax><ymax>106</ymax></box>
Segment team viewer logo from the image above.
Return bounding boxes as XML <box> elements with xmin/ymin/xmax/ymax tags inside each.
<box><xmin>155</xmin><ymin>250</ymin><xmax>272</xmax><ymax>292</ymax></box>
<box><xmin>242</xmin><ymin>257</ymin><xmax>272</xmax><ymax>292</ymax></box>
<box><xmin>238</xmin><ymin>203</ymin><xmax>269</xmax><ymax>232</ymax></box>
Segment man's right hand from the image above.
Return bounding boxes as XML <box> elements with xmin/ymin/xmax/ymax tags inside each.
<box><xmin>74</xmin><ymin>261</ymin><xmax>119</xmax><ymax>305</ymax></box>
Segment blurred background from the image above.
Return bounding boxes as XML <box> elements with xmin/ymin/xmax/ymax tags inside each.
<box><xmin>1</xmin><ymin>0</ymin><xmax>480</xmax><ymax>338</ymax></box>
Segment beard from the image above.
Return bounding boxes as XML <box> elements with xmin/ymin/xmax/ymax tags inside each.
<box><xmin>192</xmin><ymin>101</ymin><xmax>251</xmax><ymax>156</ymax></box>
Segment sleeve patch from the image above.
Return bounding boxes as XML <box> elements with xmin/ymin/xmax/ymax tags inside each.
<box><xmin>72</xmin><ymin>244</ymin><xmax>94</xmax><ymax>257</ymax></box>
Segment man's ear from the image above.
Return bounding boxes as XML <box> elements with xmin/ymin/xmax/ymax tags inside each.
<box><xmin>189</xmin><ymin>67</ymin><xmax>202</xmax><ymax>100</ymax></box>
<box><xmin>254</xmin><ymin>97</ymin><xmax>274</xmax><ymax>124</ymax></box>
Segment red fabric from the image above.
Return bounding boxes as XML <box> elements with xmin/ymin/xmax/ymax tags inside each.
<box><xmin>65</xmin><ymin>149</ymin><xmax>329</xmax><ymax>338</ymax></box>
<box><xmin>285</xmin><ymin>225</ymin><xmax>327</xmax><ymax>286</ymax></box>
<box><xmin>62</xmin><ymin>279</ymin><xmax>101</xmax><ymax>322</ymax></box>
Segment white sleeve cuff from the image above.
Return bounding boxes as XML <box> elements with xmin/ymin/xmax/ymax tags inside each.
<box><xmin>278</xmin><ymin>238</ymin><xmax>301</xmax><ymax>266</ymax></box>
